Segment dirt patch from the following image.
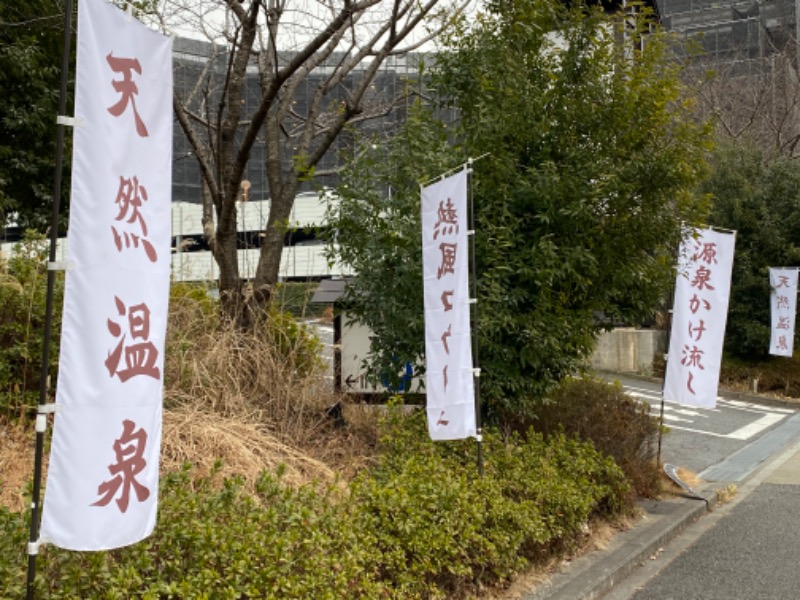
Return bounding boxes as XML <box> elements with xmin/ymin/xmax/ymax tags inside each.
<box><xmin>0</xmin><ymin>421</ymin><xmax>36</xmax><ymax>513</ymax></box>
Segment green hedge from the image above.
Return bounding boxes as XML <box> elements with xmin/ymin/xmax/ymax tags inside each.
<box><xmin>2</xmin><ymin>408</ymin><xmax>630</xmax><ymax>599</ymax></box>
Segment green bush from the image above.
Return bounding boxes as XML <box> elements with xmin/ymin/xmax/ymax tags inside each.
<box><xmin>163</xmin><ymin>282</ymin><xmax>220</xmax><ymax>394</ymax></box>
<box><xmin>272</xmin><ymin>282</ymin><xmax>326</xmax><ymax>320</ymax></box>
<box><xmin>703</xmin><ymin>143</ymin><xmax>800</xmax><ymax>359</ymax></box>
<box><xmin>719</xmin><ymin>354</ymin><xmax>800</xmax><ymax>398</ymax></box>
<box><xmin>0</xmin><ymin>506</ymin><xmax>28</xmax><ymax>598</ymax></box>
<box><xmin>533</xmin><ymin>377</ymin><xmax>662</xmax><ymax>498</ymax></box>
<box><xmin>0</xmin><ymin>231</ymin><xmax>63</xmax><ymax>419</ymax></box>
<box><xmin>16</xmin><ymin>467</ymin><xmax>387</xmax><ymax>599</ymax></box>
<box><xmin>352</xmin><ymin>405</ymin><xmax>630</xmax><ymax>596</ymax></box>
<box><xmin>261</xmin><ymin>304</ymin><xmax>324</xmax><ymax>378</ymax></box>
<box><xmin>2</xmin><ymin>406</ymin><xmax>631</xmax><ymax>599</ymax></box>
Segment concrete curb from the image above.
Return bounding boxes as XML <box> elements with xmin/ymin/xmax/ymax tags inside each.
<box><xmin>523</xmin><ymin>489</ymin><xmax>717</xmax><ymax>600</ymax></box>
<box><xmin>518</xmin><ymin>372</ymin><xmax>795</xmax><ymax>600</ymax></box>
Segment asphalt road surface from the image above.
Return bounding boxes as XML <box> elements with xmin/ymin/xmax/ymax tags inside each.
<box><xmin>596</xmin><ymin>374</ymin><xmax>800</xmax><ymax>600</ymax></box>
<box><xmin>602</xmin><ymin>433</ymin><xmax>800</xmax><ymax>600</ymax></box>
<box><xmin>605</xmin><ymin>374</ymin><xmax>798</xmax><ymax>479</ymax></box>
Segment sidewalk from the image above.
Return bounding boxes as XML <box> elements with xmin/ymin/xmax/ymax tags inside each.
<box><xmin>597</xmin><ymin>432</ymin><xmax>800</xmax><ymax>599</ymax></box>
<box><xmin>523</xmin><ymin>377</ymin><xmax>800</xmax><ymax>600</ymax></box>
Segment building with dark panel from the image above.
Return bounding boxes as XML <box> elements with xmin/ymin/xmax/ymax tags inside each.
<box><xmin>657</xmin><ymin>0</ymin><xmax>797</xmax><ymax>62</ymax></box>
<box><xmin>171</xmin><ymin>36</ymin><xmax>431</xmax><ymax>206</ymax></box>
<box><xmin>169</xmin><ymin>36</ymin><xmax>437</xmax><ymax>280</ymax></box>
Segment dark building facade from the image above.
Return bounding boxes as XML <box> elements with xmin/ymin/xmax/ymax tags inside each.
<box><xmin>657</xmin><ymin>0</ymin><xmax>797</xmax><ymax>62</ymax></box>
<box><xmin>171</xmin><ymin>36</ymin><xmax>433</xmax><ymax>205</ymax></box>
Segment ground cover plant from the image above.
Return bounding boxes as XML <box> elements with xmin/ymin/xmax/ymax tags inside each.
<box><xmin>1</xmin><ymin>404</ymin><xmax>631</xmax><ymax>599</ymax></box>
<box><xmin>0</xmin><ymin>243</ymin><xmax>648</xmax><ymax>598</ymax></box>
<box><xmin>534</xmin><ymin>378</ymin><xmax>663</xmax><ymax>498</ymax></box>
<box><xmin>719</xmin><ymin>354</ymin><xmax>800</xmax><ymax>399</ymax></box>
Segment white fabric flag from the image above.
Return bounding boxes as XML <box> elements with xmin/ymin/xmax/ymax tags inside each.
<box><xmin>769</xmin><ymin>267</ymin><xmax>798</xmax><ymax>357</ymax></box>
<box><xmin>40</xmin><ymin>0</ymin><xmax>172</xmax><ymax>551</ymax></box>
<box><xmin>664</xmin><ymin>228</ymin><xmax>735</xmax><ymax>409</ymax></box>
<box><xmin>421</xmin><ymin>169</ymin><xmax>477</xmax><ymax>440</ymax></box>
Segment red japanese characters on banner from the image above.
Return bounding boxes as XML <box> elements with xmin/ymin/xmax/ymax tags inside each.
<box><xmin>422</xmin><ymin>169</ymin><xmax>476</xmax><ymax>441</ymax></box>
<box><xmin>106</xmin><ymin>296</ymin><xmax>161</xmax><ymax>382</ymax></box>
<box><xmin>40</xmin><ymin>0</ymin><xmax>172</xmax><ymax>551</ymax></box>
<box><xmin>769</xmin><ymin>268</ymin><xmax>798</xmax><ymax>357</ymax></box>
<box><xmin>112</xmin><ymin>175</ymin><xmax>158</xmax><ymax>262</ymax></box>
<box><xmin>106</xmin><ymin>53</ymin><xmax>149</xmax><ymax>137</ymax></box>
<box><xmin>664</xmin><ymin>228</ymin><xmax>735</xmax><ymax>409</ymax></box>
<box><xmin>435</xmin><ymin>203</ymin><xmax>459</xmax><ymax>390</ymax></box>
<box><xmin>92</xmin><ymin>420</ymin><xmax>150</xmax><ymax>513</ymax></box>
<box><xmin>681</xmin><ymin>240</ymin><xmax>717</xmax><ymax>395</ymax></box>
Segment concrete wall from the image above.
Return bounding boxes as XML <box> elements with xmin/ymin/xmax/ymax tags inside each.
<box><xmin>589</xmin><ymin>328</ymin><xmax>667</xmax><ymax>375</ymax></box>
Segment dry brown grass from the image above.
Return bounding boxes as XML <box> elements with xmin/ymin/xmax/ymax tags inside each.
<box><xmin>659</xmin><ymin>466</ymin><xmax>703</xmax><ymax>498</ymax></box>
<box><xmin>0</xmin><ymin>420</ymin><xmax>33</xmax><ymax>512</ymax></box>
<box><xmin>676</xmin><ymin>467</ymin><xmax>702</xmax><ymax>488</ymax></box>
<box><xmin>0</xmin><ymin>399</ymin><xmax>380</xmax><ymax>512</ymax></box>
<box><xmin>160</xmin><ymin>407</ymin><xmax>337</xmax><ymax>489</ymax></box>
<box><xmin>0</xmin><ymin>294</ymin><xmax>381</xmax><ymax>512</ymax></box>
<box><xmin>160</xmin><ymin>295</ymin><xmax>382</xmax><ymax>488</ymax></box>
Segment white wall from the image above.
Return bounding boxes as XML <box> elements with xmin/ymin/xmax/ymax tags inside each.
<box><xmin>2</xmin><ymin>193</ymin><xmax>352</xmax><ymax>282</ymax></box>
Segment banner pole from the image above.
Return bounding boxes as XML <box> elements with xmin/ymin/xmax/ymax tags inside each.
<box><xmin>657</xmin><ymin>232</ymin><xmax>682</xmax><ymax>468</ymax></box>
<box><xmin>26</xmin><ymin>0</ymin><xmax>75</xmax><ymax>596</ymax></box>
<box><xmin>466</xmin><ymin>159</ymin><xmax>484</xmax><ymax>477</ymax></box>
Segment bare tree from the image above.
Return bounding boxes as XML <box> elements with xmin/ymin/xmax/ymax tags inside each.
<box><xmin>680</xmin><ymin>23</ymin><xmax>800</xmax><ymax>157</ymax></box>
<box><xmin>156</xmin><ymin>0</ymin><xmax>466</xmax><ymax>323</ymax></box>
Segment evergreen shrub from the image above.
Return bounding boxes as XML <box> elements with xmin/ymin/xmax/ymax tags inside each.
<box><xmin>534</xmin><ymin>377</ymin><xmax>662</xmax><ymax>498</ymax></box>
<box><xmin>2</xmin><ymin>405</ymin><xmax>631</xmax><ymax>599</ymax></box>
<box><xmin>0</xmin><ymin>231</ymin><xmax>63</xmax><ymax>419</ymax></box>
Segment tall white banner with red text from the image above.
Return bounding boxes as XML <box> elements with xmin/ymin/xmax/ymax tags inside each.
<box><xmin>40</xmin><ymin>0</ymin><xmax>172</xmax><ymax>550</ymax></box>
<box><xmin>769</xmin><ymin>267</ymin><xmax>798</xmax><ymax>357</ymax></box>
<box><xmin>664</xmin><ymin>228</ymin><xmax>735</xmax><ymax>409</ymax></box>
<box><xmin>421</xmin><ymin>170</ymin><xmax>477</xmax><ymax>440</ymax></box>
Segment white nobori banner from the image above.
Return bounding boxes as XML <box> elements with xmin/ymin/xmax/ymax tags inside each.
<box><xmin>664</xmin><ymin>228</ymin><xmax>735</xmax><ymax>409</ymax></box>
<box><xmin>769</xmin><ymin>267</ymin><xmax>798</xmax><ymax>357</ymax></box>
<box><xmin>40</xmin><ymin>0</ymin><xmax>172</xmax><ymax>550</ymax></box>
<box><xmin>421</xmin><ymin>169</ymin><xmax>476</xmax><ymax>440</ymax></box>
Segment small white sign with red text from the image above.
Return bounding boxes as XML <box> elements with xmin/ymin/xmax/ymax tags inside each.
<box><xmin>769</xmin><ymin>267</ymin><xmax>798</xmax><ymax>357</ymax></box>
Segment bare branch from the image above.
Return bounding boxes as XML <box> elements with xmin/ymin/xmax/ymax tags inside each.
<box><xmin>172</xmin><ymin>92</ymin><xmax>220</xmax><ymax>202</ymax></box>
<box><xmin>167</xmin><ymin>0</ymin><xmax>463</xmax><ymax>314</ymax></box>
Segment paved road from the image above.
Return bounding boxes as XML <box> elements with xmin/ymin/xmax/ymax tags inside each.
<box><xmin>601</xmin><ymin>435</ymin><xmax>800</xmax><ymax>600</ymax></box>
<box><xmin>593</xmin><ymin>374</ymin><xmax>800</xmax><ymax>600</ymax></box>
<box><xmin>605</xmin><ymin>374</ymin><xmax>799</xmax><ymax>479</ymax></box>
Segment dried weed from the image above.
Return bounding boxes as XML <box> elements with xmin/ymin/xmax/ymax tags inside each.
<box><xmin>0</xmin><ymin>420</ymin><xmax>33</xmax><ymax>513</ymax></box>
<box><xmin>160</xmin><ymin>407</ymin><xmax>337</xmax><ymax>490</ymax></box>
<box><xmin>1</xmin><ymin>300</ymin><xmax>381</xmax><ymax>511</ymax></box>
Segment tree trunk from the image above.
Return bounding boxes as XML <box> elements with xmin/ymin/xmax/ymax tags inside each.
<box><xmin>251</xmin><ymin>185</ymin><xmax>299</xmax><ymax>306</ymax></box>
<box><xmin>214</xmin><ymin>217</ymin><xmax>244</xmax><ymax>322</ymax></box>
